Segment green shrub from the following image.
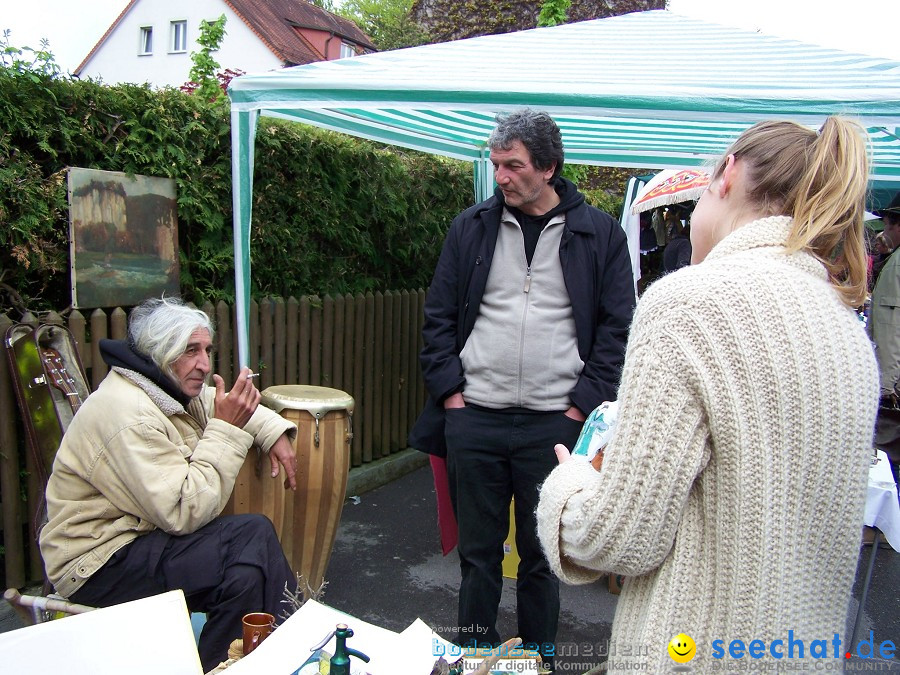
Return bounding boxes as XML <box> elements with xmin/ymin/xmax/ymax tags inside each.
<box><xmin>1</xmin><ymin>39</ymin><xmax>631</xmax><ymax>314</ymax></box>
<box><xmin>0</xmin><ymin>57</ymin><xmax>470</xmax><ymax>312</ymax></box>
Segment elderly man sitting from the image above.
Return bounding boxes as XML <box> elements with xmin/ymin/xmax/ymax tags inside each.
<box><xmin>39</xmin><ymin>297</ymin><xmax>298</xmax><ymax>672</ymax></box>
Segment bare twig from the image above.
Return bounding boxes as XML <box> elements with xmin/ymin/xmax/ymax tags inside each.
<box><xmin>278</xmin><ymin>573</ymin><xmax>328</xmax><ymax>624</ymax></box>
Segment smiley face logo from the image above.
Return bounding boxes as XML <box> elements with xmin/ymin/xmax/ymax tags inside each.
<box><xmin>667</xmin><ymin>633</ymin><xmax>696</xmax><ymax>663</ymax></box>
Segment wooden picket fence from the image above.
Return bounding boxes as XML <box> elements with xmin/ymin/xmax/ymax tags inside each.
<box><xmin>0</xmin><ymin>290</ymin><xmax>427</xmax><ymax>588</ymax></box>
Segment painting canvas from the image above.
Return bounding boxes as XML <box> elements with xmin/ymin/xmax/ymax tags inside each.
<box><xmin>68</xmin><ymin>167</ymin><xmax>180</xmax><ymax>308</ymax></box>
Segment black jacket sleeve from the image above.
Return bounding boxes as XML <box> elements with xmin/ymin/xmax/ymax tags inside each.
<box><xmin>419</xmin><ymin>213</ymin><xmax>468</xmax><ymax>404</ymax></box>
<box><xmin>568</xmin><ymin>210</ymin><xmax>635</xmax><ymax>415</ymax></box>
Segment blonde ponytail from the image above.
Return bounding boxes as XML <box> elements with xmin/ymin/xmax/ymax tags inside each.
<box><xmin>716</xmin><ymin>117</ymin><xmax>870</xmax><ymax>307</ymax></box>
<box><xmin>785</xmin><ymin>117</ymin><xmax>869</xmax><ymax>307</ymax></box>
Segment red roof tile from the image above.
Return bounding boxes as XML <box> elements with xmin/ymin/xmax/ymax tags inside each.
<box><xmin>225</xmin><ymin>0</ymin><xmax>376</xmax><ymax>65</ymax></box>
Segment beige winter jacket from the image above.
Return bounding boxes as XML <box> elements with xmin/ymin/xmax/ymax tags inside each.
<box><xmin>39</xmin><ymin>368</ymin><xmax>295</xmax><ymax>598</ymax></box>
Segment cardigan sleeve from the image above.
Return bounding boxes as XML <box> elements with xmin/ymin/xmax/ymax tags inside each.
<box><xmin>537</xmin><ymin>313</ymin><xmax>710</xmax><ymax>585</ymax></box>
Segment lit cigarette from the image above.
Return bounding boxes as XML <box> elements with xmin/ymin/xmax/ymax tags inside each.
<box><xmin>247</xmin><ymin>372</ymin><xmax>260</xmax><ymax>380</ymax></box>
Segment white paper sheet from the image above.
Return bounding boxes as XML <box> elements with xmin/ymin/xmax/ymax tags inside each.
<box><xmin>0</xmin><ymin>590</ymin><xmax>202</xmax><ymax>675</ymax></box>
<box><xmin>222</xmin><ymin>600</ymin><xmax>456</xmax><ymax>675</ymax></box>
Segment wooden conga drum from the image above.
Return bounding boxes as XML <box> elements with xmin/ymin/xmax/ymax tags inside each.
<box><xmin>260</xmin><ymin>385</ymin><xmax>354</xmax><ymax>594</ymax></box>
<box><xmin>225</xmin><ymin>427</ymin><xmax>289</xmax><ymax>544</ymax></box>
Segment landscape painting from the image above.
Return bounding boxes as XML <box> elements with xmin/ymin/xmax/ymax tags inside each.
<box><xmin>68</xmin><ymin>168</ymin><xmax>180</xmax><ymax>308</ymax></box>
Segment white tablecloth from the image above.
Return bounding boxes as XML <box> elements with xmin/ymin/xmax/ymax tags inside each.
<box><xmin>864</xmin><ymin>449</ymin><xmax>900</xmax><ymax>551</ymax></box>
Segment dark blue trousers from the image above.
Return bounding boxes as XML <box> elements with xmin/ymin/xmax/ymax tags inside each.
<box><xmin>445</xmin><ymin>405</ymin><xmax>582</xmax><ymax>664</ymax></box>
<box><xmin>70</xmin><ymin>513</ymin><xmax>295</xmax><ymax>672</ymax></box>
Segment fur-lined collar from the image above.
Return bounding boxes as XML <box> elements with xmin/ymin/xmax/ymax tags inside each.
<box><xmin>112</xmin><ymin>367</ymin><xmax>186</xmax><ymax>416</ymax></box>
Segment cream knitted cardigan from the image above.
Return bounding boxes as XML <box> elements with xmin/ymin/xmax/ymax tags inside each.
<box><xmin>537</xmin><ymin>217</ymin><xmax>880</xmax><ymax>671</ymax></box>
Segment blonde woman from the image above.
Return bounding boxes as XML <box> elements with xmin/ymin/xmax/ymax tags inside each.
<box><xmin>537</xmin><ymin>118</ymin><xmax>880</xmax><ymax>671</ymax></box>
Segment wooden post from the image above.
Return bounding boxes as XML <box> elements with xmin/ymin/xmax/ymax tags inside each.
<box><xmin>322</xmin><ymin>294</ymin><xmax>334</xmax><ymax>388</ymax></box>
<box><xmin>373</xmin><ymin>292</ymin><xmax>385</xmax><ymax>458</ymax></box>
<box><xmin>390</xmin><ymin>291</ymin><xmax>402</xmax><ymax>453</ymax></box>
<box><xmin>68</xmin><ymin>310</ymin><xmax>88</xmax><ymax>373</ymax></box>
<box><xmin>399</xmin><ymin>290</ymin><xmax>411</xmax><ymax>446</ymax></box>
<box><xmin>286</xmin><ymin>297</ymin><xmax>299</xmax><ymax>385</ymax></box>
<box><xmin>273</xmin><ymin>297</ymin><xmax>286</xmax><ymax>386</ymax></box>
<box><xmin>216</xmin><ymin>301</ymin><xmax>233</xmax><ymax>384</ymax></box>
<box><xmin>110</xmin><ymin>307</ymin><xmax>127</xmax><ymax>340</ymax></box>
<box><xmin>299</xmin><ymin>296</ymin><xmax>311</xmax><ymax>385</ymax></box>
<box><xmin>260</xmin><ymin>299</ymin><xmax>274</xmax><ymax>390</ymax></box>
<box><xmin>332</xmin><ymin>294</ymin><xmax>345</xmax><ymax>392</ymax></box>
<box><xmin>363</xmin><ymin>293</ymin><xmax>375</xmax><ymax>464</ymax></box>
<box><xmin>90</xmin><ymin>309</ymin><xmax>109</xmax><ymax>389</ymax></box>
<box><xmin>351</xmin><ymin>294</ymin><xmax>365</xmax><ymax>467</ymax></box>
<box><xmin>309</xmin><ymin>297</ymin><xmax>322</xmax><ymax>387</ymax></box>
<box><xmin>249</xmin><ymin>299</ymin><xmax>260</xmax><ymax>375</ymax></box>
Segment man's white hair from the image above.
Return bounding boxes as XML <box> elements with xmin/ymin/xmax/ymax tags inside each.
<box><xmin>129</xmin><ymin>297</ymin><xmax>214</xmax><ymax>378</ymax></box>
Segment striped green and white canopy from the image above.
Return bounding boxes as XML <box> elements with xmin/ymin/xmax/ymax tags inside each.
<box><xmin>227</xmin><ymin>9</ymin><xmax>900</xmax><ymax>366</ymax></box>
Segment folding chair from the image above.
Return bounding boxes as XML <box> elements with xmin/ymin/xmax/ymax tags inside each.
<box><xmin>3</xmin><ymin>587</ymin><xmax>95</xmax><ymax>626</ymax></box>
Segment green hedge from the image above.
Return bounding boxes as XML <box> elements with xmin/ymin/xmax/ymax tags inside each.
<box><xmin>0</xmin><ymin>67</ymin><xmax>472</xmax><ymax>311</ymax></box>
<box><xmin>0</xmin><ymin>66</ymin><xmax>627</xmax><ymax>313</ymax></box>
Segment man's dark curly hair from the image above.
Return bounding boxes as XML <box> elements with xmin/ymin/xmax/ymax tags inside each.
<box><xmin>488</xmin><ymin>109</ymin><xmax>565</xmax><ymax>181</ymax></box>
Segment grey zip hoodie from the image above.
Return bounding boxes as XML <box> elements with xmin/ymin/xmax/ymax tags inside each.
<box><xmin>459</xmin><ymin>208</ymin><xmax>582</xmax><ymax>410</ymax></box>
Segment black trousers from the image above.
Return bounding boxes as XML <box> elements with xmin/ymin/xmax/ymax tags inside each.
<box><xmin>70</xmin><ymin>514</ymin><xmax>296</xmax><ymax>673</ymax></box>
<box><xmin>445</xmin><ymin>405</ymin><xmax>582</xmax><ymax>663</ymax></box>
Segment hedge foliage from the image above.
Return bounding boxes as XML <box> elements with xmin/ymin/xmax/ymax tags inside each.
<box><xmin>0</xmin><ymin>59</ymin><xmax>627</xmax><ymax>314</ymax></box>
<box><xmin>0</xmin><ymin>63</ymin><xmax>473</xmax><ymax>311</ymax></box>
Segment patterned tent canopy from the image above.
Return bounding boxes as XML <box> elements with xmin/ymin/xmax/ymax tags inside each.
<box><xmin>227</xmin><ymin>10</ymin><xmax>900</xmax><ymax>365</ymax></box>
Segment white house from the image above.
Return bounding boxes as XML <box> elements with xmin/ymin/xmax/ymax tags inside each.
<box><xmin>76</xmin><ymin>0</ymin><xmax>376</xmax><ymax>88</ymax></box>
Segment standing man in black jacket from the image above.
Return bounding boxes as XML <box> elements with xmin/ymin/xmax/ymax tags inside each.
<box><xmin>409</xmin><ymin>109</ymin><xmax>635</xmax><ymax>667</ymax></box>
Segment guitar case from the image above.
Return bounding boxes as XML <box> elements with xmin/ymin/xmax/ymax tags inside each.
<box><xmin>5</xmin><ymin>322</ymin><xmax>91</xmax><ymax>539</ymax></box>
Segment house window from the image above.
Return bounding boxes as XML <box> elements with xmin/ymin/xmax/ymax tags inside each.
<box><xmin>170</xmin><ymin>20</ymin><xmax>187</xmax><ymax>53</ymax></box>
<box><xmin>139</xmin><ymin>26</ymin><xmax>152</xmax><ymax>55</ymax></box>
<box><xmin>340</xmin><ymin>42</ymin><xmax>357</xmax><ymax>59</ymax></box>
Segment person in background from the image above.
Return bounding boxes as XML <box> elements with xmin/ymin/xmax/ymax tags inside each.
<box><xmin>39</xmin><ymin>297</ymin><xmax>299</xmax><ymax>672</ymax></box>
<box><xmin>870</xmin><ymin>231</ymin><xmax>893</xmax><ymax>287</ymax></box>
<box><xmin>662</xmin><ymin>205</ymin><xmax>692</xmax><ymax>273</ymax></box>
<box><xmin>409</xmin><ymin>109</ymin><xmax>634</xmax><ymax>667</ymax></box>
<box><xmin>537</xmin><ymin>117</ymin><xmax>879</xmax><ymax>671</ymax></box>
<box><xmin>869</xmin><ymin>194</ymin><xmax>900</xmax><ymax>485</ymax></box>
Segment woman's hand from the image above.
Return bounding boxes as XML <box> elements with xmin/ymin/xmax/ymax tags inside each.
<box><xmin>556</xmin><ymin>442</ymin><xmax>604</xmax><ymax>471</ymax></box>
<box><xmin>555</xmin><ymin>443</ymin><xmax>572</xmax><ymax>464</ymax></box>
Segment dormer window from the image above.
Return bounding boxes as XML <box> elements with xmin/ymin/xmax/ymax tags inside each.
<box><xmin>340</xmin><ymin>42</ymin><xmax>357</xmax><ymax>59</ymax></box>
<box><xmin>139</xmin><ymin>26</ymin><xmax>153</xmax><ymax>55</ymax></box>
<box><xmin>170</xmin><ymin>20</ymin><xmax>187</xmax><ymax>53</ymax></box>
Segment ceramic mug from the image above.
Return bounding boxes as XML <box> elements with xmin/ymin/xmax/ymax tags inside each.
<box><xmin>242</xmin><ymin>612</ymin><xmax>275</xmax><ymax>655</ymax></box>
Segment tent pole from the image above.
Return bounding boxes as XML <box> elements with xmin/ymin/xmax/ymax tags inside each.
<box><xmin>473</xmin><ymin>152</ymin><xmax>494</xmax><ymax>204</ymax></box>
<box><xmin>230</xmin><ymin>108</ymin><xmax>259</xmax><ymax>370</ymax></box>
<box><xmin>620</xmin><ymin>177</ymin><xmax>644</xmax><ymax>298</ymax></box>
